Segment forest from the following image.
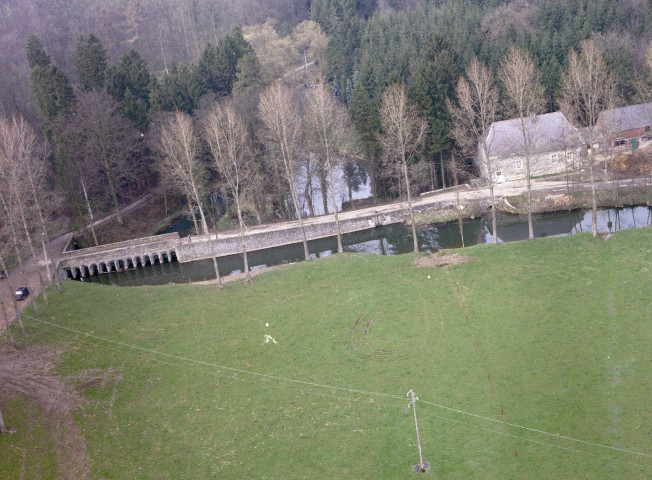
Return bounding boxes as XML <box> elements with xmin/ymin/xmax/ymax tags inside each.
<box><xmin>1</xmin><ymin>0</ymin><xmax>651</xmax><ymax>249</ymax></box>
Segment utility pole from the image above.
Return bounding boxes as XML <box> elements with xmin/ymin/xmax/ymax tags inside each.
<box><xmin>407</xmin><ymin>389</ymin><xmax>428</xmax><ymax>473</ymax></box>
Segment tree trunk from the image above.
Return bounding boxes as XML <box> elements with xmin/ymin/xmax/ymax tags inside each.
<box><xmin>187</xmin><ymin>197</ymin><xmax>199</xmax><ymax>235</ymax></box>
<box><xmin>17</xmin><ymin>197</ymin><xmax>48</xmax><ymax>305</ymax></box>
<box><xmin>106</xmin><ymin>175</ymin><xmax>124</xmax><ymax>225</ymax></box>
<box><xmin>440</xmin><ymin>152</ymin><xmax>446</xmax><ymax>189</ymax></box>
<box><xmin>325</xmin><ymin>156</ymin><xmax>343</xmax><ymax>253</ymax></box>
<box><xmin>1</xmin><ymin>300</ymin><xmax>15</xmax><ymax>347</ymax></box>
<box><xmin>588</xmin><ymin>150</ymin><xmax>598</xmax><ymax>237</ymax></box>
<box><xmin>526</xmin><ymin>160</ymin><xmax>533</xmax><ymax>240</ymax></box>
<box><xmin>0</xmin><ymin>255</ymin><xmax>25</xmax><ymax>333</ymax></box>
<box><xmin>0</xmin><ymin>405</ymin><xmax>9</xmax><ymax>433</ymax></box>
<box><xmin>303</xmin><ymin>169</ymin><xmax>314</xmax><ymax>217</ymax></box>
<box><xmin>402</xmin><ymin>156</ymin><xmax>419</xmax><ymax>253</ymax></box>
<box><xmin>319</xmin><ymin>165</ymin><xmax>329</xmax><ymax>215</ymax></box>
<box><xmin>234</xmin><ymin>197</ymin><xmax>251</xmax><ymax>283</ymax></box>
<box><xmin>453</xmin><ymin>168</ymin><xmax>465</xmax><ymax>248</ymax></box>
<box><xmin>80</xmin><ymin>178</ymin><xmax>99</xmax><ymax>246</ymax></box>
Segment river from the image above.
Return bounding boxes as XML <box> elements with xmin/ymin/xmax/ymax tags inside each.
<box><xmin>83</xmin><ymin>205</ymin><xmax>651</xmax><ymax>286</ymax></box>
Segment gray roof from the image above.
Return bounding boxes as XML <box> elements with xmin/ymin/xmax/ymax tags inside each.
<box><xmin>485</xmin><ymin>112</ymin><xmax>582</xmax><ymax>160</ymax></box>
<box><xmin>598</xmin><ymin>102</ymin><xmax>652</xmax><ymax>133</ymax></box>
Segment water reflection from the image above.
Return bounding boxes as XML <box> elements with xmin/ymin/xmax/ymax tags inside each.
<box><xmin>85</xmin><ymin>206</ymin><xmax>651</xmax><ymax>286</ymax></box>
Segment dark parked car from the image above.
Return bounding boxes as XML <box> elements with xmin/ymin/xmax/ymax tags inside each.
<box><xmin>0</xmin><ymin>270</ymin><xmax>5</xmax><ymax>280</ymax></box>
<box><xmin>14</xmin><ymin>287</ymin><xmax>29</xmax><ymax>301</ymax></box>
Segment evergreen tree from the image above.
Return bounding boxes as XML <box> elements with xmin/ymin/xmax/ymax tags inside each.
<box><xmin>349</xmin><ymin>81</ymin><xmax>381</xmax><ymax>197</ymax></box>
<box><xmin>107</xmin><ymin>50</ymin><xmax>150</xmax><ymax>102</ymax></box>
<box><xmin>119</xmin><ymin>50</ymin><xmax>150</xmax><ymax>102</ymax></box>
<box><xmin>105</xmin><ymin>64</ymin><xmax>127</xmax><ymax>101</ymax></box>
<box><xmin>197</xmin><ymin>27</ymin><xmax>253</xmax><ymax>96</ymax></box>
<box><xmin>150</xmin><ymin>63</ymin><xmax>202</xmax><ymax>114</ymax></box>
<box><xmin>74</xmin><ymin>34</ymin><xmax>108</xmax><ymax>91</ymax></box>
<box><xmin>122</xmin><ymin>89</ymin><xmax>148</xmax><ymax>131</ymax></box>
<box><xmin>233</xmin><ymin>52</ymin><xmax>264</xmax><ymax>95</ymax></box>
<box><xmin>408</xmin><ymin>33</ymin><xmax>460</xmax><ymax>187</ymax></box>
<box><xmin>29</xmin><ymin>65</ymin><xmax>76</xmax><ymax>141</ymax></box>
<box><xmin>349</xmin><ymin>81</ymin><xmax>379</xmax><ymax>159</ymax></box>
<box><xmin>25</xmin><ymin>34</ymin><xmax>50</xmax><ymax>69</ymax></box>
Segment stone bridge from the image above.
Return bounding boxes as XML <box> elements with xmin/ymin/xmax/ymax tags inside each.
<box><xmin>58</xmin><ymin>233</ymin><xmax>180</xmax><ymax>280</ymax></box>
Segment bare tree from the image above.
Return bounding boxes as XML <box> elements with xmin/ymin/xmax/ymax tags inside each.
<box><xmin>0</xmin><ymin>117</ymin><xmax>49</xmax><ymax>304</ymax></box>
<box><xmin>0</xmin><ymin>176</ymin><xmax>38</xmax><ymax>316</ymax></box>
<box><xmin>65</xmin><ymin>91</ymin><xmax>142</xmax><ymax>226</ymax></box>
<box><xmin>500</xmin><ymin>46</ymin><xmax>545</xmax><ymax>240</ymax></box>
<box><xmin>305</xmin><ymin>80</ymin><xmax>350</xmax><ymax>253</ymax></box>
<box><xmin>204</xmin><ymin>101</ymin><xmax>254</xmax><ymax>283</ymax></box>
<box><xmin>449</xmin><ymin>58</ymin><xmax>500</xmax><ymax>244</ymax></box>
<box><xmin>449</xmin><ymin>153</ymin><xmax>468</xmax><ymax>248</ymax></box>
<box><xmin>0</xmin><ymin>403</ymin><xmax>10</xmax><ymax>433</ymax></box>
<box><xmin>156</xmin><ymin>110</ymin><xmax>222</xmax><ymax>286</ymax></box>
<box><xmin>379</xmin><ymin>84</ymin><xmax>427</xmax><ymax>253</ymax></box>
<box><xmin>560</xmin><ymin>40</ymin><xmax>615</xmax><ymax>237</ymax></box>
<box><xmin>11</xmin><ymin>116</ymin><xmax>62</xmax><ymax>290</ymax></box>
<box><xmin>259</xmin><ymin>81</ymin><xmax>310</xmax><ymax>261</ymax></box>
<box><xmin>0</xmin><ymin>254</ymin><xmax>25</xmax><ymax>333</ymax></box>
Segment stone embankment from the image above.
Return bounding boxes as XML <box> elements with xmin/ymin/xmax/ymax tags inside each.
<box><xmin>55</xmin><ymin>175</ymin><xmax>650</xmax><ymax>279</ymax></box>
<box><xmin>57</xmin><ymin>195</ymin><xmax>458</xmax><ymax>278</ymax></box>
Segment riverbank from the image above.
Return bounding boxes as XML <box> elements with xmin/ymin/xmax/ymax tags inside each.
<box><xmin>413</xmin><ymin>180</ymin><xmax>651</xmax><ymax>226</ymax></box>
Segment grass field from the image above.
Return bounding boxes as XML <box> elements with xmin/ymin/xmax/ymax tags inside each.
<box><xmin>1</xmin><ymin>228</ymin><xmax>651</xmax><ymax>479</ymax></box>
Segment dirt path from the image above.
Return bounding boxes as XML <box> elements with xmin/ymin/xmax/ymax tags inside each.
<box><xmin>0</xmin><ymin>342</ymin><xmax>92</xmax><ymax>479</ymax></box>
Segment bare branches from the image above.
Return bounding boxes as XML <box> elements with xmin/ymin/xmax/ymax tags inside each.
<box><xmin>449</xmin><ymin>58</ymin><xmax>499</xmax><ymax>161</ymax></box>
<box><xmin>560</xmin><ymin>40</ymin><xmax>615</xmax><ymax>133</ymax></box>
<box><xmin>259</xmin><ymin>80</ymin><xmax>310</xmax><ymax>261</ymax></box>
<box><xmin>305</xmin><ymin>80</ymin><xmax>350</xmax><ymax>253</ymax></box>
<box><xmin>204</xmin><ymin>100</ymin><xmax>253</xmax><ymax>281</ymax></box>
<box><xmin>561</xmin><ymin>40</ymin><xmax>615</xmax><ymax>237</ymax></box>
<box><xmin>156</xmin><ymin>110</ymin><xmax>209</xmax><ymax>234</ymax></box>
<box><xmin>500</xmin><ymin>47</ymin><xmax>545</xmax><ymax>240</ymax></box>
<box><xmin>63</xmin><ymin>91</ymin><xmax>143</xmax><ymax>225</ymax></box>
<box><xmin>448</xmin><ymin>57</ymin><xmax>499</xmax><ymax>244</ymax></box>
<box><xmin>379</xmin><ymin>83</ymin><xmax>427</xmax><ymax>253</ymax></box>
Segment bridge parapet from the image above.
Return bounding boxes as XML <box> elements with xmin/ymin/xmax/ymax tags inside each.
<box><xmin>59</xmin><ymin>233</ymin><xmax>180</xmax><ymax>279</ymax></box>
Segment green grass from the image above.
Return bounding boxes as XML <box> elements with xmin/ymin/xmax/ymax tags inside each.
<box><xmin>0</xmin><ymin>395</ymin><xmax>59</xmax><ymax>479</ymax></box>
<box><xmin>3</xmin><ymin>228</ymin><xmax>652</xmax><ymax>479</ymax></box>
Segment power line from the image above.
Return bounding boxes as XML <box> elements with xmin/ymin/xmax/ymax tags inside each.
<box><xmin>21</xmin><ymin>314</ymin><xmax>652</xmax><ymax>462</ymax></box>
<box><xmin>418</xmin><ymin>398</ymin><xmax>652</xmax><ymax>459</ymax></box>
<box><xmin>417</xmin><ymin>409</ymin><xmax>651</xmax><ymax>470</ymax></box>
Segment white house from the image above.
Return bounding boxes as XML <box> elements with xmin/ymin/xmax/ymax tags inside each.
<box><xmin>477</xmin><ymin>112</ymin><xmax>583</xmax><ymax>183</ymax></box>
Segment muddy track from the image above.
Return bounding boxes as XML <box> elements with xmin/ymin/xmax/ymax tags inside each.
<box><xmin>0</xmin><ymin>342</ymin><xmax>92</xmax><ymax>479</ymax></box>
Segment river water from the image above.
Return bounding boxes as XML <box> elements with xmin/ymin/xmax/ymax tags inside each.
<box><xmin>84</xmin><ymin>205</ymin><xmax>651</xmax><ymax>287</ymax></box>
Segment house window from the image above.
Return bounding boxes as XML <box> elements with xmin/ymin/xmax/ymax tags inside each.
<box><xmin>515</xmin><ymin>159</ymin><xmax>522</xmax><ymax>169</ymax></box>
<box><xmin>566</xmin><ymin>151</ymin><xmax>574</xmax><ymax>160</ymax></box>
<box><xmin>615</xmin><ymin>139</ymin><xmax>626</xmax><ymax>146</ymax></box>
<box><xmin>645</xmin><ymin>126</ymin><xmax>650</xmax><ymax>132</ymax></box>
<box><xmin>496</xmin><ymin>171</ymin><xmax>502</xmax><ymax>177</ymax></box>
<box><xmin>551</xmin><ymin>153</ymin><xmax>558</xmax><ymax>162</ymax></box>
